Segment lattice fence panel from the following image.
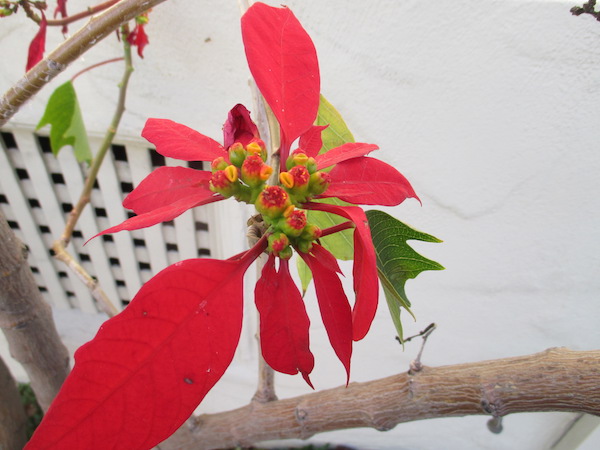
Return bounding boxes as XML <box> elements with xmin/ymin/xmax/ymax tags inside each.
<box><xmin>0</xmin><ymin>126</ymin><xmax>213</xmax><ymax>313</ymax></box>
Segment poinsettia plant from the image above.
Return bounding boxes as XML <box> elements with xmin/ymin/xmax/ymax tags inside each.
<box><xmin>25</xmin><ymin>3</ymin><xmax>435</xmax><ymax>448</ymax></box>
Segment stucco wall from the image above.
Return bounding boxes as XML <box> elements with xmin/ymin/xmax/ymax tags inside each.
<box><xmin>1</xmin><ymin>1</ymin><xmax>600</xmax><ymax>449</ymax></box>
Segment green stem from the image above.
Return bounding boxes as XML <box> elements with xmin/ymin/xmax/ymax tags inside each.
<box><xmin>60</xmin><ymin>26</ymin><xmax>133</xmax><ymax>246</ymax></box>
<box><xmin>53</xmin><ymin>26</ymin><xmax>134</xmax><ymax>318</ymax></box>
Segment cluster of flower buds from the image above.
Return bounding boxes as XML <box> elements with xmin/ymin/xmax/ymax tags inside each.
<box><xmin>210</xmin><ymin>143</ymin><xmax>332</xmax><ymax>258</ymax></box>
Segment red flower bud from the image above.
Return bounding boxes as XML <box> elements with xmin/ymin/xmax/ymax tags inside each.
<box><xmin>242</xmin><ymin>154</ymin><xmax>271</xmax><ymax>187</ymax></box>
<box><xmin>280</xmin><ymin>207</ymin><xmax>307</xmax><ymax>237</ymax></box>
<box><xmin>255</xmin><ymin>185</ymin><xmax>291</xmax><ymax>219</ymax></box>
<box><xmin>268</xmin><ymin>232</ymin><xmax>291</xmax><ymax>258</ymax></box>
<box><xmin>210</xmin><ymin>169</ymin><xmax>238</xmax><ymax>197</ymax></box>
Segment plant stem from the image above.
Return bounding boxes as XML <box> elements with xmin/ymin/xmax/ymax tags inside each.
<box><xmin>52</xmin><ymin>25</ymin><xmax>135</xmax><ymax>318</ymax></box>
<box><xmin>0</xmin><ymin>0</ymin><xmax>168</xmax><ymax>127</ymax></box>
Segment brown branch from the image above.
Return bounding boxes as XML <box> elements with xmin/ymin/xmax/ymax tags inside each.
<box><xmin>0</xmin><ymin>355</ymin><xmax>28</xmax><ymax>448</ymax></box>
<box><xmin>0</xmin><ymin>209</ymin><xmax>70</xmax><ymax>412</ymax></box>
<box><xmin>0</xmin><ymin>0</ymin><xmax>169</xmax><ymax>127</ymax></box>
<box><xmin>164</xmin><ymin>348</ymin><xmax>600</xmax><ymax>449</ymax></box>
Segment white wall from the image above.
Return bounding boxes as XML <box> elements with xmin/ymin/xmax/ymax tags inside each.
<box><xmin>2</xmin><ymin>1</ymin><xmax>600</xmax><ymax>449</ymax></box>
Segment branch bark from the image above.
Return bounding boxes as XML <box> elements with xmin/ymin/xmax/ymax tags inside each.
<box><xmin>0</xmin><ymin>355</ymin><xmax>28</xmax><ymax>449</ymax></box>
<box><xmin>165</xmin><ymin>347</ymin><xmax>600</xmax><ymax>449</ymax></box>
<box><xmin>0</xmin><ymin>0</ymin><xmax>169</xmax><ymax>127</ymax></box>
<box><xmin>0</xmin><ymin>210</ymin><xmax>70</xmax><ymax>412</ymax></box>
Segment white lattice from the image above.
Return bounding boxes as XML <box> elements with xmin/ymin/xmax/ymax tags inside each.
<box><xmin>0</xmin><ymin>126</ymin><xmax>213</xmax><ymax>313</ymax></box>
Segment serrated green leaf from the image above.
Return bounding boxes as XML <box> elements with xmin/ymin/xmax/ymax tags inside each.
<box><xmin>37</xmin><ymin>81</ymin><xmax>91</xmax><ymax>164</ymax></box>
<box><xmin>365</xmin><ymin>209</ymin><xmax>444</xmax><ymax>342</ymax></box>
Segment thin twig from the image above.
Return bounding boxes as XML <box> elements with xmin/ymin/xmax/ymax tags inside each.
<box><xmin>0</xmin><ymin>0</ymin><xmax>169</xmax><ymax>127</ymax></box>
<box><xmin>52</xmin><ymin>24</ymin><xmax>136</xmax><ymax>318</ymax></box>
<box><xmin>71</xmin><ymin>57</ymin><xmax>124</xmax><ymax>83</ymax></box>
<box><xmin>407</xmin><ymin>323</ymin><xmax>436</xmax><ymax>374</ymax></box>
<box><xmin>18</xmin><ymin>0</ymin><xmax>121</xmax><ymax>26</ymax></box>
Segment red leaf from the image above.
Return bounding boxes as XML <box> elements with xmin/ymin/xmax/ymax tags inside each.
<box><xmin>92</xmin><ymin>193</ymin><xmax>222</xmax><ymax>240</ymax></box>
<box><xmin>303</xmin><ymin>203</ymin><xmax>379</xmax><ymax>341</ymax></box>
<box><xmin>300</xmin><ymin>250</ymin><xmax>352</xmax><ymax>382</ymax></box>
<box><xmin>255</xmin><ymin>256</ymin><xmax>314</xmax><ymax>386</ymax></box>
<box><xmin>142</xmin><ymin>118</ymin><xmax>227</xmax><ymax>162</ymax></box>
<box><xmin>122</xmin><ymin>166</ymin><xmax>212</xmax><ymax>214</ymax></box>
<box><xmin>299</xmin><ymin>125</ymin><xmax>328</xmax><ymax>157</ymax></box>
<box><xmin>223</xmin><ymin>104</ymin><xmax>260</xmax><ymax>148</ymax></box>
<box><xmin>322</xmin><ymin>156</ymin><xmax>420</xmax><ymax>206</ymax></box>
<box><xmin>26</xmin><ymin>13</ymin><xmax>47</xmax><ymax>72</ymax></box>
<box><xmin>310</xmin><ymin>243</ymin><xmax>343</xmax><ymax>275</ymax></box>
<box><xmin>315</xmin><ymin>143</ymin><xmax>379</xmax><ymax>170</ymax></box>
<box><xmin>241</xmin><ymin>3</ymin><xmax>320</xmax><ymax>159</ymax></box>
<box><xmin>26</xmin><ymin>257</ymin><xmax>251</xmax><ymax>449</ymax></box>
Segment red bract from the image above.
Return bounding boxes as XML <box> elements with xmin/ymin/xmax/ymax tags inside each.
<box><xmin>29</xmin><ymin>3</ymin><xmax>420</xmax><ymax>447</ymax></box>
<box><xmin>26</xmin><ymin>245</ymin><xmax>263</xmax><ymax>449</ymax></box>
<box><xmin>26</xmin><ymin>12</ymin><xmax>47</xmax><ymax>72</ymax></box>
<box><xmin>241</xmin><ymin>2</ymin><xmax>320</xmax><ymax>168</ymax></box>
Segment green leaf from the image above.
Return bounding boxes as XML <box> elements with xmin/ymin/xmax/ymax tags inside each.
<box><xmin>365</xmin><ymin>209</ymin><xmax>444</xmax><ymax>342</ymax></box>
<box><xmin>316</xmin><ymin>94</ymin><xmax>355</xmax><ymax>154</ymax></box>
<box><xmin>37</xmin><ymin>81</ymin><xmax>92</xmax><ymax>164</ymax></box>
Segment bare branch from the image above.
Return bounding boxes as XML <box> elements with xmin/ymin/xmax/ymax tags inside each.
<box><xmin>0</xmin><ymin>355</ymin><xmax>28</xmax><ymax>448</ymax></box>
<box><xmin>0</xmin><ymin>210</ymin><xmax>70</xmax><ymax>412</ymax></box>
<box><xmin>0</xmin><ymin>0</ymin><xmax>169</xmax><ymax>127</ymax></box>
<box><xmin>166</xmin><ymin>348</ymin><xmax>600</xmax><ymax>449</ymax></box>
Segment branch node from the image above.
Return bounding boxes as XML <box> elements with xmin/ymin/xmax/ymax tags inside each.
<box><xmin>487</xmin><ymin>415</ymin><xmax>504</xmax><ymax>434</ymax></box>
<box><xmin>408</xmin><ymin>323</ymin><xmax>436</xmax><ymax>375</ymax></box>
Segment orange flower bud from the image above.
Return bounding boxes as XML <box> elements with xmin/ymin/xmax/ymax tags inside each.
<box><xmin>224</xmin><ymin>165</ymin><xmax>238</xmax><ymax>183</ymax></box>
<box><xmin>279</xmin><ymin>172</ymin><xmax>294</xmax><ymax>189</ymax></box>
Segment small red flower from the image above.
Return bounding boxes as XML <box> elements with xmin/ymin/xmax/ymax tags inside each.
<box><xmin>127</xmin><ymin>14</ymin><xmax>150</xmax><ymax>58</ymax></box>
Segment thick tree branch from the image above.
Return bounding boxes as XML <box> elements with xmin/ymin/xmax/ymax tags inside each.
<box><xmin>166</xmin><ymin>348</ymin><xmax>599</xmax><ymax>449</ymax></box>
<box><xmin>0</xmin><ymin>210</ymin><xmax>70</xmax><ymax>412</ymax></box>
<box><xmin>0</xmin><ymin>355</ymin><xmax>28</xmax><ymax>448</ymax></box>
<box><xmin>0</xmin><ymin>0</ymin><xmax>168</xmax><ymax>127</ymax></box>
